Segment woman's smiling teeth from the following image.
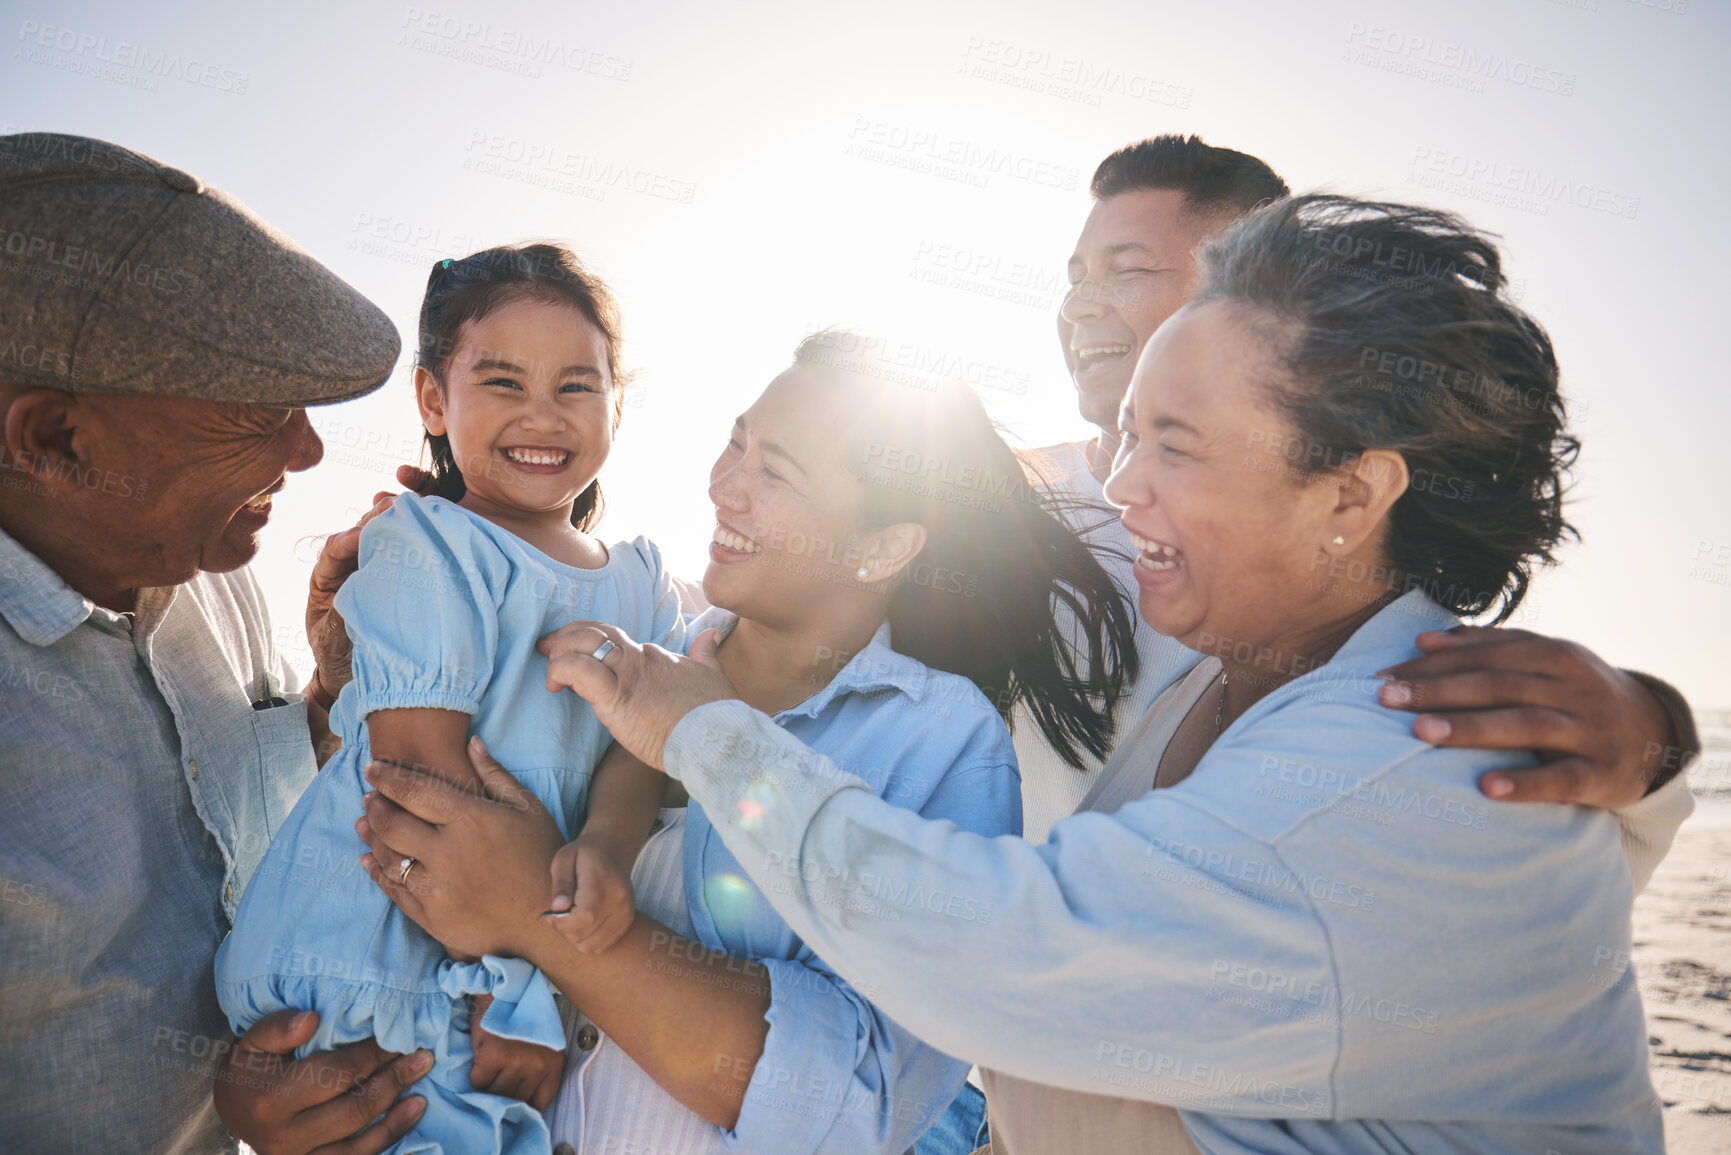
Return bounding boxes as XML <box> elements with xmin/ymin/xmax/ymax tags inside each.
<box><xmin>242</xmin><ymin>492</ymin><xmax>271</xmax><ymax>512</ymax></box>
<box><xmin>1128</xmin><ymin>530</ymin><xmax>1183</xmax><ymax>571</ymax></box>
<box><xmin>712</xmin><ymin>526</ymin><xmax>762</xmax><ymax>554</ymax></box>
<box><xmin>504</xmin><ymin>447</ymin><xmax>571</xmax><ymax>466</ymax></box>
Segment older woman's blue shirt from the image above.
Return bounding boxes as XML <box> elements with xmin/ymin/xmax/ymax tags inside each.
<box><xmin>662</xmin><ymin>592</ymin><xmax>1663</xmax><ymax>1154</ymax></box>
<box><xmin>678</xmin><ymin>607</ymin><xmax>1022</xmax><ymax>1153</ymax></box>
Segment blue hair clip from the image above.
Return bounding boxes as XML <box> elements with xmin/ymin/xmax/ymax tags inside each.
<box><xmin>441</xmin><ymin>258</ymin><xmax>453</xmax><ymax>270</ymax></box>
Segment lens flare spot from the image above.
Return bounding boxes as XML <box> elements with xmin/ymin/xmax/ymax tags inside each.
<box><xmin>734</xmin><ymin>773</ymin><xmax>782</xmax><ymax>831</ymax></box>
<box><xmin>703</xmin><ymin>872</ymin><xmax>758</xmax><ymax>933</ymax></box>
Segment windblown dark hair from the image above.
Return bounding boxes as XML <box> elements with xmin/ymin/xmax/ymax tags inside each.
<box><xmin>415</xmin><ymin>242</ymin><xmax>628</xmax><ymax>532</ymax></box>
<box><xmin>1192</xmin><ymin>194</ymin><xmax>1578</xmax><ymax>622</ymax></box>
<box><xmin>792</xmin><ymin>333</ymin><xmax>1140</xmax><ymax>770</ymax></box>
<box><xmin>1090</xmin><ymin>134</ymin><xmax>1289</xmax><ymax>221</ymax></box>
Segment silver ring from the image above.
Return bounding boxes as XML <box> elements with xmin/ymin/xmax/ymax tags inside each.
<box><xmin>591</xmin><ymin>639</ymin><xmax>617</xmax><ymax>662</ymax></box>
<box><xmin>398</xmin><ymin>856</ymin><xmax>418</xmax><ymax>886</ymax></box>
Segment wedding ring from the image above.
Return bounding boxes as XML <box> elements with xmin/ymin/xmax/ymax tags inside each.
<box><xmin>398</xmin><ymin>856</ymin><xmax>418</xmax><ymax>886</ymax></box>
<box><xmin>591</xmin><ymin>639</ymin><xmax>617</xmax><ymax>662</ymax></box>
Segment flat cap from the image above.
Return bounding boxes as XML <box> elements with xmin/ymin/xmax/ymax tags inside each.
<box><xmin>0</xmin><ymin>133</ymin><xmax>400</xmax><ymax>406</ymax></box>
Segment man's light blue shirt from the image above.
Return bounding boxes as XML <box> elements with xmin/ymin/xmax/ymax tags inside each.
<box><xmin>0</xmin><ymin>520</ymin><xmax>313</xmax><ymax>1154</ymax></box>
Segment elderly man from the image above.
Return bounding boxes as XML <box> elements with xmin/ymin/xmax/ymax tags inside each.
<box><xmin>0</xmin><ymin>134</ymin><xmax>427</xmax><ymax>1154</ymax></box>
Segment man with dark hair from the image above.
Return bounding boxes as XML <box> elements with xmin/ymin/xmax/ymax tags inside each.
<box><xmin>1017</xmin><ymin>134</ymin><xmax>1297</xmax><ymax>838</ymax></box>
<box><xmin>1058</xmin><ymin>135</ymin><xmax>1288</xmax><ymax>474</ymax></box>
<box><xmin>1088</xmin><ymin>133</ymin><xmax>1290</xmax><ymax>215</ymax></box>
<box><xmin>1011</xmin><ymin>132</ymin><xmax>1696</xmax><ymax>843</ymax></box>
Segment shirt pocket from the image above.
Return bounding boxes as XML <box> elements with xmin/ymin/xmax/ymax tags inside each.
<box><xmin>228</xmin><ymin>699</ymin><xmax>320</xmax><ymax>913</ymax></box>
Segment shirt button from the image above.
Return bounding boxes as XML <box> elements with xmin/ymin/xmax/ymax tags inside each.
<box><xmin>649</xmin><ymin>818</ymin><xmax>664</xmax><ymax>835</ymax></box>
<box><xmin>576</xmin><ymin>1024</ymin><xmax>600</xmax><ymax>1051</ymax></box>
<box><xmin>187</xmin><ymin>758</ymin><xmax>198</xmax><ymax>780</ymax></box>
<box><xmin>555</xmin><ymin>1144</ymin><xmax>577</xmax><ymax>1155</ymax></box>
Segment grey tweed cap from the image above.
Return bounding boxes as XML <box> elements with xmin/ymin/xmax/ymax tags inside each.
<box><xmin>0</xmin><ymin>133</ymin><xmax>400</xmax><ymax>405</ymax></box>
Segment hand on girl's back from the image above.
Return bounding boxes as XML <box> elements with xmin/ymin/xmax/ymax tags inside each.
<box><xmin>545</xmin><ymin>837</ymin><xmax>637</xmax><ymax>954</ymax></box>
<box><xmin>396</xmin><ymin>463</ymin><xmax>436</xmax><ymax>496</ymax></box>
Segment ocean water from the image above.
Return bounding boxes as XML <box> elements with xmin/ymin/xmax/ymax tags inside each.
<box><xmin>1687</xmin><ymin>709</ymin><xmax>1731</xmax><ymax>799</ymax></box>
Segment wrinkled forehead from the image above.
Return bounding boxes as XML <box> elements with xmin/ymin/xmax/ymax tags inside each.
<box><xmin>43</xmin><ymin>392</ymin><xmax>295</xmax><ymax>455</ymax></box>
<box><xmin>117</xmin><ymin>391</ymin><xmax>293</xmax><ymax>427</ymax></box>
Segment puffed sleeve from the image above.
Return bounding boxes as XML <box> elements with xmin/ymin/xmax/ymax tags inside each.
<box><xmin>626</xmin><ymin>534</ymin><xmax>689</xmax><ymax>655</ymax></box>
<box><xmin>724</xmin><ymin>720</ymin><xmax>1022</xmax><ymax>1154</ymax></box>
<box><xmin>333</xmin><ymin>495</ymin><xmax>513</xmax><ymax>718</ymax></box>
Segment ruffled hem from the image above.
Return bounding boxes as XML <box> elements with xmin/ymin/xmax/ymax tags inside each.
<box><xmin>216</xmin><ymin>954</ymin><xmax>564</xmax><ymax>1154</ymax></box>
<box><xmin>442</xmin><ymin>954</ymin><xmax>567</xmax><ymax>1049</ymax></box>
<box><xmin>216</xmin><ymin>952</ymin><xmax>566</xmax><ymax>1058</ymax></box>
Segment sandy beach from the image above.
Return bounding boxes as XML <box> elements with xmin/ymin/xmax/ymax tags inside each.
<box><xmin>1635</xmin><ymin>712</ymin><xmax>1731</xmax><ymax>1153</ymax></box>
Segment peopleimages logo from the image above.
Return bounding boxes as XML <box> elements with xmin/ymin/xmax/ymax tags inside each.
<box><xmin>1</xmin><ymin>228</ymin><xmax>201</xmax><ymax>294</ymax></box>
<box><xmin>1091</xmin><ymin>1044</ymin><xmax>1326</xmax><ymax>1114</ymax></box>
<box><xmin>1341</xmin><ymin>22</ymin><xmax>1577</xmax><ymax>96</ymax></box>
<box><xmin>1409</xmin><ymin>146</ymin><xmax>1639</xmax><ymax>219</ymax></box>
<box><xmin>399</xmin><ymin>7</ymin><xmax>631</xmax><ymax>80</ymax></box>
<box><xmin>1206</xmin><ymin>959</ymin><xmax>1443</xmax><ymax>1033</ymax></box>
<box><xmin>1140</xmin><ymin>835</ymin><xmax>1376</xmax><ymax>911</ymax></box>
<box><xmin>462</xmin><ymin>131</ymin><xmax>696</xmax><ymax>204</ymax></box>
<box><xmin>16</xmin><ymin>19</ymin><xmax>250</xmax><ymax>93</ymax></box>
<box><xmin>959</xmin><ymin>37</ymin><xmax>1193</xmax><ymax>108</ymax></box>
<box><xmin>847</xmin><ymin>120</ymin><xmax>1080</xmax><ymax>192</ymax></box>
<box><xmin>795</xmin><ymin>331</ymin><xmax>1031</xmax><ymax>396</ymax></box>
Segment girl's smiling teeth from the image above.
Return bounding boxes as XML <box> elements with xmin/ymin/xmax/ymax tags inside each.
<box><xmin>1127</xmin><ymin>529</ymin><xmax>1183</xmax><ymax>571</ymax></box>
<box><xmin>712</xmin><ymin>525</ymin><xmax>762</xmax><ymax>554</ymax></box>
<box><xmin>502</xmin><ymin>446</ymin><xmax>571</xmax><ymax>467</ymax></box>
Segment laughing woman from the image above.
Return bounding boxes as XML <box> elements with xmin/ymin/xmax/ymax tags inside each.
<box><xmin>494</xmin><ymin>197</ymin><xmax>1686</xmax><ymax>1154</ymax></box>
<box><xmin>354</xmin><ymin>335</ymin><xmax>1139</xmax><ymax>1153</ymax></box>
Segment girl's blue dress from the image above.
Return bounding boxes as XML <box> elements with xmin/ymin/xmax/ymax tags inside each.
<box><xmin>216</xmin><ymin>494</ymin><xmax>684</xmax><ymax>1154</ymax></box>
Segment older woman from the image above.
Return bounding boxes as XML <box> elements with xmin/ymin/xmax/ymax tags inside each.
<box><xmin>452</xmin><ymin>195</ymin><xmax>1687</xmax><ymax>1154</ymax></box>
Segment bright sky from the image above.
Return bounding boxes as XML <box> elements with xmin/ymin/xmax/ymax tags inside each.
<box><xmin>6</xmin><ymin>0</ymin><xmax>1728</xmax><ymax>708</ymax></box>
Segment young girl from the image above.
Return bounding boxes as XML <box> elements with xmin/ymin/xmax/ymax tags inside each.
<box><xmin>355</xmin><ymin>331</ymin><xmax>1143</xmax><ymax>1154</ymax></box>
<box><xmin>217</xmin><ymin>243</ymin><xmax>671</xmax><ymax>1153</ymax></box>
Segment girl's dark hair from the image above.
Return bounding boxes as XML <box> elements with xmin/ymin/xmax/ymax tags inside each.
<box><xmin>415</xmin><ymin>242</ymin><xmax>628</xmax><ymax>532</ymax></box>
<box><xmin>792</xmin><ymin>333</ymin><xmax>1140</xmax><ymax>770</ymax></box>
<box><xmin>1193</xmin><ymin>194</ymin><xmax>1577</xmax><ymax>623</ymax></box>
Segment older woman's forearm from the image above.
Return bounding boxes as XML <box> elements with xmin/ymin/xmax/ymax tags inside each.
<box><xmin>522</xmin><ymin>913</ymin><xmax>770</xmax><ymax>1129</ymax></box>
<box><xmin>662</xmin><ymin>701</ymin><xmax>1344</xmax><ymax>1106</ymax></box>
